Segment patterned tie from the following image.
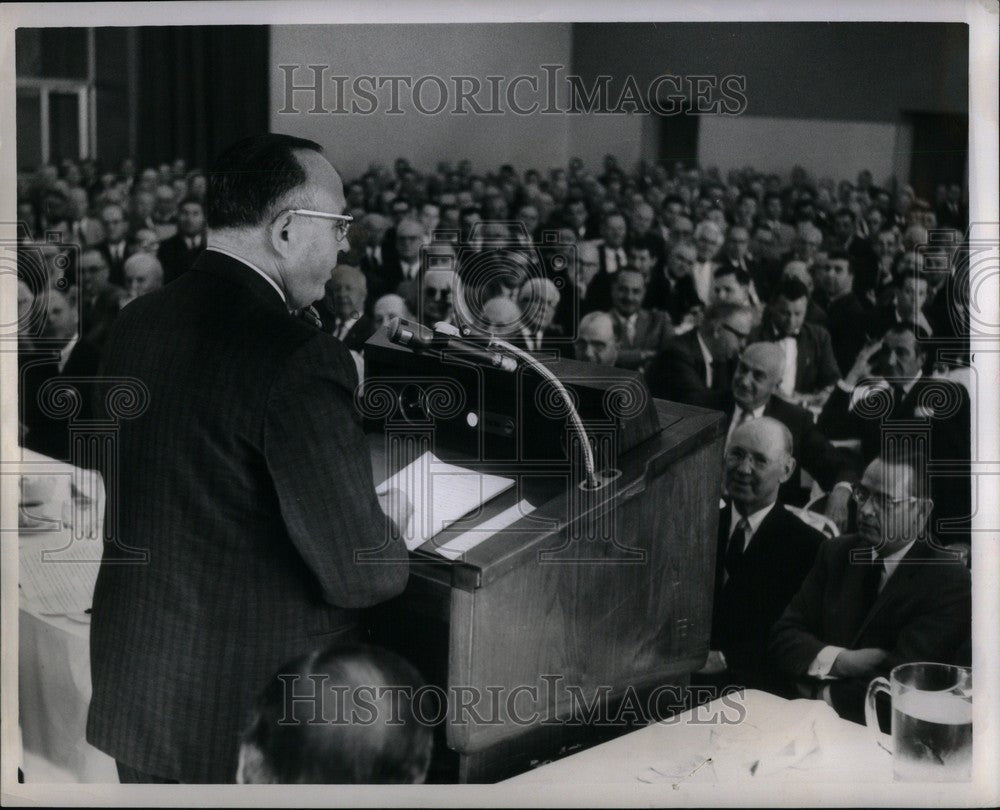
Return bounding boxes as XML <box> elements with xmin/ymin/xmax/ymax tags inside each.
<box><xmin>298</xmin><ymin>305</ymin><xmax>323</xmax><ymax>330</ymax></box>
<box><xmin>725</xmin><ymin>517</ymin><xmax>750</xmax><ymax>581</ymax></box>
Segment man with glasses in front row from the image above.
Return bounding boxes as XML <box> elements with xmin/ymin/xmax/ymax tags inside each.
<box><xmin>769</xmin><ymin>453</ymin><xmax>971</xmax><ymax>725</ymax></box>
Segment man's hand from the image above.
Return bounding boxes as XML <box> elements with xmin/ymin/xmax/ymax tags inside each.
<box><xmin>843</xmin><ymin>340</ymin><xmax>883</xmax><ymax>388</ymax></box>
<box><xmin>375</xmin><ymin>485</ymin><xmax>413</xmax><ymax>539</ymax></box>
<box><xmin>696</xmin><ymin>649</ymin><xmax>728</xmax><ymax>675</ymax></box>
<box><xmin>830</xmin><ymin>647</ymin><xmax>888</xmax><ymax>678</ymax></box>
<box><xmin>823</xmin><ymin>486</ymin><xmax>851</xmax><ymax>532</ymax></box>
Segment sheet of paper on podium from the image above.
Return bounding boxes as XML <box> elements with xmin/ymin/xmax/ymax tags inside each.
<box><xmin>378</xmin><ymin>451</ymin><xmax>516</xmax><ymax>552</ymax></box>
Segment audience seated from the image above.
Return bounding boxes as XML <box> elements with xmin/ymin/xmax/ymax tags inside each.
<box><xmin>316</xmin><ymin>264</ymin><xmax>375</xmax><ymax>352</ymax></box>
<box><xmin>122</xmin><ymin>253</ymin><xmax>165</xmax><ymax>306</ymax></box>
<box><xmin>769</xmin><ymin>454</ymin><xmax>971</xmax><ymax>724</ymax></box>
<box><xmin>607</xmin><ymin>268</ymin><xmax>673</xmax><ymax>372</ymax></box>
<box><xmin>815</xmin><ymin>251</ymin><xmax>868</xmax><ymax>375</ymax></box>
<box><xmin>727</xmin><ymin>342</ymin><xmax>857</xmax><ymax>520</ymax></box>
<box><xmin>645</xmin><ymin>302</ymin><xmax>752</xmax><ymax>408</ymax></box>
<box><xmin>516</xmin><ymin>278</ymin><xmax>564</xmax><ymax>352</ymax></box>
<box><xmin>237</xmin><ymin>643</ymin><xmax>433</xmax><ymax>784</ymax></box>
<box><xmin>817</xmin><ymin>322</ymin><xmax>970</xmax><ymax>545</ymax></box>
<box><xmin>754</xmin><ymin>278</ymin><xmax>840</xmax><ymax>398</ymax></box>
<box><xmin>157</xmin><ymin>197</ymin><xmax>207</xmax><ymax>284</ymax></box>
<box><xmin>696</xmin><ymin>418</ymin><xmax>825</xmax><ymax>693</ymax></box>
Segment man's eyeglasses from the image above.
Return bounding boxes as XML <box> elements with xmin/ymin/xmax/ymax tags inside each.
<box><xmin>725</xmin><ymin>447</ymin><xmax>770</xmax><ymax>471</ymax></box>
<box><xmin>719</xmin><ymin>322</ymin><xmax>751</xmax><ymax>344</ymax></box>
<box><xmin>851</xmin><ymin>484</ymin><xmax>918</xmax><ymax>511</ymax></box>
<box><xmin>282</xmin><ymin>209</ymin><xmax>354</xmax><ymax>240</ymax></box>
<box><xmin>424</xmin><ymin>287</ymin><xmax>452</xmax><ymax>302</ymax></box>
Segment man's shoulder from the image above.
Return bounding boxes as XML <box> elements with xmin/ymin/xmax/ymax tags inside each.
<box><xmin>765</xmin><ymin>394</ymin><xmax>812</xmax><ymax>430</ymax></box>
<box><xmin>800</xmin><ymin>320</ymin><xmax>833</xmax><ymax>343</ymax></box>
<box><xmin>767</xmin><ymin>503</ymin><xmax>826</xmax><ymax>547</ymax></box>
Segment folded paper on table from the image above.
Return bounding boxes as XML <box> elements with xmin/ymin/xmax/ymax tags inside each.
<box><xmin>379</xmin><ymin>451</ymin><xmax>515</xmax><ymax>551</ymax></box>
<box><xmin>432</xmin><ymin>500</ymin><xmax>536</xmax><ymax>560</ymax></box>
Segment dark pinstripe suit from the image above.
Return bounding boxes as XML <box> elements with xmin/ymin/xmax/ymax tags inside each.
<box><xmin>86</xmin><ymin>251</ymin><xmax>409</xmax><ymax>782</ymax></box>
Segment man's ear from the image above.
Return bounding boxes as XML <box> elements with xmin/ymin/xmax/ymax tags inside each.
<box><xmin>779</xmin><ymin>455</ymin><xmax>797</xmax><ymax>485</ymax></box>
<box><xmin>269</xmin><ymin>212</ymin><xmax>295</xmax><ymax>256</ymax></box>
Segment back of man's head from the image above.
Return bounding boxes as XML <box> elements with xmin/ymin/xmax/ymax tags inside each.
<box><xmin>207</xmin><ymin>133</ymin><xmax>324</xmax><ymax>231</ymax></box>
<box><xmin>238</xmin><ymin>644</ymin><xmax>433</xmax><ymax>785</ymax></box>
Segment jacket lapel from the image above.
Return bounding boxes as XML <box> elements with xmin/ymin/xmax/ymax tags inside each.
<box><xmin>850</xmin><ymin>541</ymin><xmax>925</xmax><ymax>644</ymax></box>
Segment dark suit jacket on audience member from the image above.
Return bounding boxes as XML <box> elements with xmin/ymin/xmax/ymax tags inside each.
<box><xmin>721</xmin><ymin>395</ymin><xmax>857</xmax><ymax>506</ymax></box>
<box><xmin>817</xmin><ymin>376</ymin><xmax>971</xmax><ymax>542</ymax></box>
<box><xmin>157</xmin><ymin>232</ymin><xmax>206</xmax><ymax>285</ymax></box>
<box><xmin>21</xmin><ymin>339</ymin><xmax>101</xmax><ymax>463</ymax></box>
<box><xmin>644</xmin><ymin>273</ymin><xmax>703</xmax><ymax>327</ymax></box>
<box><xmin>645</xmin><ymin>330</ymin><xmax>731</xmax><ymax>410</ymax></box>
<box><xmin>86</xmin><ymin>251</ymin><xmax>409</xmax><ymax>783</ymax></box>
<box><xmin>97</xmin><ymin>240</ymin><xmax>129</xmax><ymax>287</ymax></box>
<box><xmin>769</xmin><ymin>535</ymin><xmax>971</xmax><ymax>724</ymax></box>
<box><xmin>314</xmin><ymin>301</ymin><xmax>376</xmax><ymax>354</ymax></box>
<box><xmin>824</xmin><ymin>292</ymin><xmax>869</xmax><ymax>376</ymax></box>
<box><xmin>712</xmin><ymin>502</ymin><xmax>824</xmax><ymax>692</ymax></box>
<box><xmin>755</xmin><ymin>318</ymin><xmax>841</xmax><ymax>394</ymax></box>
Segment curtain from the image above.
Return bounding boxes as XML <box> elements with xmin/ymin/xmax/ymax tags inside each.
<box><xmin>137</xmin><ymin>26</ymin><xmax>269</xmax><ymax>170</ymax></box>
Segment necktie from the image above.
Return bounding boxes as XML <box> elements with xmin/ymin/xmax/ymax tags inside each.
<box><xmin>298</xmin><ymin>306</ymin><xmax>323</xmax><ymax>329</ymax></box>
<box><xmin>725</xmin><ymin>518</ymin><xmax>750</xmax><ymax>580</ymax></box>
<box><xmin>624</xmin><ymin>316</ymin><xmax>636</xmax><ymax>345</ymax></box>
<box><xmin>861</xmin><ymin>557</ymin><xmax>885</xmax><ymax>616</ymax></box>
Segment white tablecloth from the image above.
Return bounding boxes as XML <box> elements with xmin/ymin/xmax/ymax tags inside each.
<box><xmin>505</xmin><ymin>689</ymin><xmax>892</xmax><ymax>785</ymax></box>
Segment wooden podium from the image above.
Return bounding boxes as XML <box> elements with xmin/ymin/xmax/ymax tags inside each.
<box><xmin>362</xmin><ymin>331</ymin><xmax>725</xmax><ymax>782</ymax></box>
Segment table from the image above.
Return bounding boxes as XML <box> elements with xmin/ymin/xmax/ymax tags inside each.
<box><xmin>14</xmin><ymin>448</ymin><xmax>117</xmax><ymax>783</ymax></box>
<box><xmin>504</xmin><ymin>689</ymin><xmax>892</xmax><ymax>785</ymax></box>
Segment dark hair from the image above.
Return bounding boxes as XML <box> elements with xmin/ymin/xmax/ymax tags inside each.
<box><xmin>834</xmin><ymin>207</ymin><xmax>856</xmax><ymax>222</ymax></box>
<box><xmin>824</xmin><ymin>249</ymin><xmax>853</xmax><ymax>272</ymax></box>
<box><xmin>714</xmin><ymin>264</ymin><xmax>751</xmax><ymax>287</ymax></box>
<box><xmin>704</xmin><ymin>300</ymin><xmax>752</xmax><ymax>325</ymax></box>
<box><xmin>772</xmin><ymin>277</ymin><xmax>810</xmax><ymax>304</ymax></box>
<box><xmin>627</xmin><ymin>234</ymin><xmax>661</xmax><ymax>257</ymax></box>
<box><xmin>885</xmin><ymin>319</ymin><xmax>930</xmax><ymax>344</ymax></box>
<box><xmin>178</xmin><ymin>196</ymin><xmax>204</xmax><ymax>211</ymax></box>
<box><xmin>241</xmin><ymin>643</ymin><xmax>433</xmax><ymax>784</ymax></box>
<box><xmin>206</xmin><ymin>133</ymin><xmax>323</xmax><ymax>230</ymax></box>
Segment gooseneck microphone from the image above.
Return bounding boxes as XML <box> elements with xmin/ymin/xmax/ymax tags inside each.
<box><xmin>387</xmin><ymin>318</ymin><xmax>518</xmax><ymax>373</ymax></box>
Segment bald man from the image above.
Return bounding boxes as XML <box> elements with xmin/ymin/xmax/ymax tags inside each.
<box><xmin>574</xmin><ymin>311</ymin><xmax>619</xmax><ymax>366</ymax></box>
<box><xmin>316</xmin><ymin>264</ymin><xmax>374</xmax><ymax>352</ymax></box>
<box><xmin>728</xmin><ymin>342</ymin><xmax>857</xmax><ymax>527</ymax></box>
<box><xmin>697</xmin><ymin>417</ymin><xmax>825</xmax><ymax>693</ymax></box>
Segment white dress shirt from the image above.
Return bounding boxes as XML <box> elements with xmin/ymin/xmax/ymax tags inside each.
<box><xmin>778</xmin><ymin>335</ymin><xmax>798</xmax><ymax>396</ymax></box>
<box><xmin>58</xmin><ymin>334</ymin><xmax>79</xmax><ymax>373</ymax></box>
<box><xmin>697</xmin><ymin>332</ymin><xmax>714</xmax><ymax>388</ymax></box>
<box><xmin>725</xmin><ymin>401</ymin><xmax>767</xmax><ymax>446</ymax></box>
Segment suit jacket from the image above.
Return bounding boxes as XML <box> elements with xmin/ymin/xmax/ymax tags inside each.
<box><xmin>98</xmin><ymin>240</ymin><xmax>129</xmax><ymax>287</ymax></box>
<box><xmin>313</xmin><ymin>303</ymin><xmax>376</xmax><ymax>354</ymax></box>
<box><xmin>86</xmin><ymin>251</ymin><xmax>409</xmax><ymax>782</ymax></box>
<box><xmin>824</xmin><ymin>292</ymin><xmax>869</xmax><ymax>376</ymax></box>
<box><xmin>157</xmin><ymin>231</ymin><xmax>207</xmax><ymax>285</ymax></box>
<box><xmin>712</xmin><ymin>502</ymin><xmax>824</xmax><ymax>690</ymax></box>
<box><xmin>817</xmin><ymin>376</ymin><xmax>971</xmax><ymax>542</ymax></box>
<box><xmin>645</xmin><ymin>329</ymin><xmax>731</xmax><ymax>410</ymax></box>
<box><xmin>755</xmin><ymin>319</ymin><xmax>841</xmax><ymax>394</ymax></box>
<box><xmin>80</xmin><ymin>284</ymin><xmax>125</xmax><ymax>349</ymax></box>
<box><xmin>611</xmin><ymin>308</ymin><xmax>673</xmax><ymax>371</ymax></box>
<box><xmin>769</xmin><ymin>535</ymin><xmax>971</xmax><ymax>723</ymax></box>
<box><xmin>720</xmin><ymin>395</ymin><xmax>856</xmax><ymax>506</ymax></box>
<box><xmin>644</xmin><ymin>273</ymin><xmax>702</xmax><ymax>326</ymax></box>
<box><xmin>21</xmin><ymin>338</ymin><xmax>101</xmax><ymax>463</ymax></box>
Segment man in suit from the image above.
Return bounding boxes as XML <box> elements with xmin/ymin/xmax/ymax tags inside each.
<box><xmin>78</xmin><ymin>248</ymin><xmax>125</xmax><ymax>349</ymax></box>
<box><xmin>755</xmin><ymin>277</ymin><xmax>840</xmax><ymax>397</ymax></box>
<box><xmin>697</xmin><ymin>418</ymin><xmax>825</xmax><ymax>692</ymax></box>
<box><xmin>581</xmin><ymin>212</ymin><xmax>629</xmax><ymax>314</ymax></box>
<box><xmin>97</xmin><ymin>202</ymin><xmax>131</xmax><ymax>286</ymax></box>
<box><xmin>156</xmin><ymin>197</ymin><xmax>207</xmax><ymax>284</ymax></box>
<box><xmin>769</xmin><ymin>455</ymin><xmax>971</xmax><ymax>724</ymax></box>
<box><xmin>645</xmin><ymin>301</ymin><xmax>752</xmax><ymax>408</ymax></box>
<box><xmin>21</xmin><ymin>285</ymin><xmax>102</xmax><ymax>463</ymax></box>
<box><xmin>817</xmin><ymin>322</ymin><xmax>971</xmax><ymax>545</ymax></box>
<box><xmin>824</xmin><ymin>208</ymin><xmax>878</xmax><ymax>299</ymax></box>
<box><xmin>87</xmin><ymin>133</ymin><xmax>411</xmax><ymax>784</ymax></box>
<box><xmin>814</xmin><ymin>251</ymin><xmax>868</xmax><ymax>375</ymax></box>
<box><xmin>644</xmin><ymin>242</ymin><xmax>704</xmax><ymax>331</ymax></box>
<box><xmin>315</xmin><ymin>263</ymin><xmax>374</xmax><ymax>353</ymax></box>
<box><xmin>374</xmin><ymin>217</ymin><xmax>424</xmax><ymax>303</ymax></box>
<box><xmin>726</xmin><ymin>342</ymin><xmax>856</xmax><ymax>522</ymax></box>
<box><xmin>517</xmin><ymin>277</ymin><xmax>564</xmax><ymax>353</ymax></box>
<box><xmin>607</xmin><ymin>268</ymin><xmax>673</xmax><ymax>372</ymax></box>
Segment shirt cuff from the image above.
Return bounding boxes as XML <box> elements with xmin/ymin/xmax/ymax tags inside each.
<box><xmin>820</xmin><ymin>684</ymin><xmax>834</xmax><ymax>707</ymax></box>
<box><xmin>807</xmin><ymin>645</ymin><xmax>845</xmax><ymax>680</ymax></box>
<box><xmin>832</xmin><ymin>481</ymin><xmax>853</xmax><ymax>494</ymax></box>
<box><xmin>836</xmin><ymin>379</ymin><xmax>854</xmax><ymax>393</ymax></box>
